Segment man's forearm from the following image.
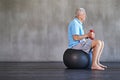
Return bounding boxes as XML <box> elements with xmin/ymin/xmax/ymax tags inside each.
<box><xmin>73</xmin><ymin>34</ymin><xmax>88</xmax><ymax>41</ymax></box>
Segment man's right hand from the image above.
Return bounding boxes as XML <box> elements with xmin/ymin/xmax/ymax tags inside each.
<box><xmin>87</xmin><ymin>32</ymin><xmax>95</xmax><ymax>40</ymax></box>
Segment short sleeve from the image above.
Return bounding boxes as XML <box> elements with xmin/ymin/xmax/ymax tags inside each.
<box><xmin>71</xmin><ymin>22</ymin><xmax>80</xmax><ymax>35</ymax></box>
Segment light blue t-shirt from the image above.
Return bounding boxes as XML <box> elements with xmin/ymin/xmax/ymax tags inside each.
<box><xmin>68</xmin><ymin>18</ymin><xmax>86</xmax><ymax>48</ymax></box>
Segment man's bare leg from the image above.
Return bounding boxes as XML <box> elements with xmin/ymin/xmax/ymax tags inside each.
<box><xmin>97</xmin><ymin>40</ymin><xmax>107</xmax><ymax>68</ymax></box>
<box><xmin>91</xmin><ymin>40</ymin><xmax>105</xmax><ymax>70</ymax></box>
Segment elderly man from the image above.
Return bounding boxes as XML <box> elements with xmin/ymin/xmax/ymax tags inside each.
<box><xmin>68</xmin><ymin>8</ymin><xmax>107</xmax><ymax>70</ymax></box>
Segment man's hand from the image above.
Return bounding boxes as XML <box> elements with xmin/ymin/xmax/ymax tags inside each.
<box><xmin>73</xmin><ymin>31</ymin><xmax>95</xmax><ymax>41</ymax></box>
<box><xmin>87</xmin><ymin>32</ymin><xmax>95</xmax><ymax>40</ymax></box>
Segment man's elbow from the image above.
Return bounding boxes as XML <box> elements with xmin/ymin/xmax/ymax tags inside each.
<box><xmin>73</xmin><ymin>35</ymin><xmax>79</xmax><ymax>41</ymax></box>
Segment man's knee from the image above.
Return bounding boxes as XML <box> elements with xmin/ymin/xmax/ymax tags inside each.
<box><xmin>92</xmin><ymin>40</ymin><xmax>101</xmax><ymax>47</ymax></box>
<box><xmin>96</xmin><ymin>40</ymin><xmax>102</xmax><ymax>46</ymax></box>
<box><xmin>101</xmin><ymin>40</ymin><xmax>104</xmax><ymax>47</ymax></box>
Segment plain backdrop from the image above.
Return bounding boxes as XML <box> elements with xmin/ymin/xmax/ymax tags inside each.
<box><xmin>0</xmin><ymin>0</ymin><xmax>120</xmax><ymax>62</ymax></box>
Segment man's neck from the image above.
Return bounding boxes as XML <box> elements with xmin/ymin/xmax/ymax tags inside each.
<box><xmin>76</xmin><ymin>17</ymin><xmax>83</xmax><ymax>23</ymax></box>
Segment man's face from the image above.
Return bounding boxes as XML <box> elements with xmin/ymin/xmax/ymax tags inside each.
<box><xmin>78</xmin><ymin>12</ymin><xmax>86</xmax><ymax>22</ymax></box>
<box><xmin>81</xmin><ymin>13</ymin><xmax>86</xmax><ymax>21</ymax></box>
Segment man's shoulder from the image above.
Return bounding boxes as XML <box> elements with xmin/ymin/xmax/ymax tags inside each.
<box><xmin>72</xmin><ymin>18</ymin><xmax>78</xmax><ymax>23</ymax></box>
<box><xmin>69</xmin><ymin>18</ymin><xmax>78</xmax><ymax>26</ymax></box>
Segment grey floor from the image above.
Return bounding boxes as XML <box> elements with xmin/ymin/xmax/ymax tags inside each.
<box><xmin>0</xmin><ymin>62</ymin><xmax>119</xmax><ymax>80</ymax></box>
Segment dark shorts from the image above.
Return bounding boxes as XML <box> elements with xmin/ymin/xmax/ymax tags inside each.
<box><xmin>72</xmin><ymin>39</ymin><xmax>92</xmax><ymax>53</ymax></box>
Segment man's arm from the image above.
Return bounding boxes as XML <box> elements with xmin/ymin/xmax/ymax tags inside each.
<box><xmin>73</xmin><ymin>32</ymin><xmax>92</xmax><ymax>41</ymax></box>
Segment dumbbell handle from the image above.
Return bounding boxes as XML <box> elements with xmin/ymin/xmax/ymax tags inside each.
<box><xmin>89</xmin><ymin>29</ymin><xmax>94</xmax><ymax>40</ymax></box>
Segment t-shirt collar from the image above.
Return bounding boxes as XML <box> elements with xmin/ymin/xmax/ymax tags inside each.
<box><xmin>75</xmin><ymin>18</ymin><xmax>83</xmax><ymax>25</ymax></box>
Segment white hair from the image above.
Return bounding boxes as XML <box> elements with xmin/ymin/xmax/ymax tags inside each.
<box><xmin>75</xmin><ymin>8</ymin><xmax>86</xmax><ymax>17</ymax></box>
